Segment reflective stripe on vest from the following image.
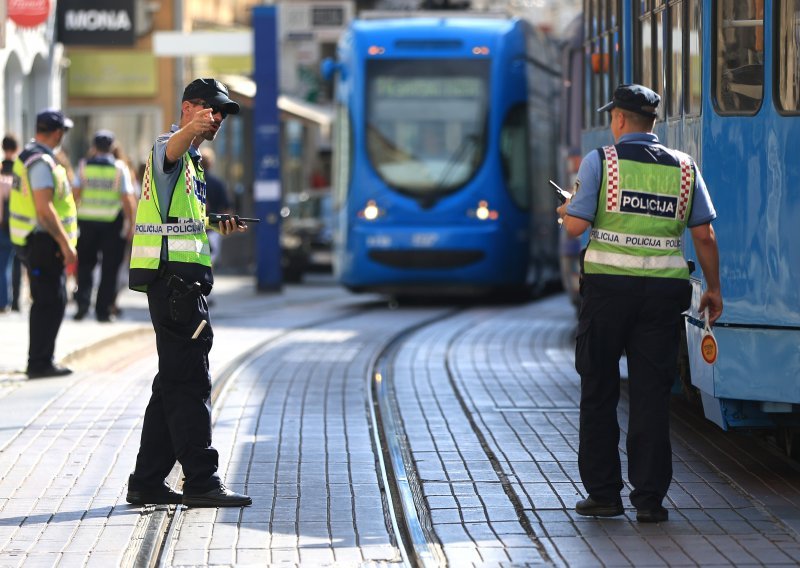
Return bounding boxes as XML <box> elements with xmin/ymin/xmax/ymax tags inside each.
<box><xmin>8</xmin><ymin>151</ymin><xmax>78</xmax><ymax>247</ymax></box>
<box><xmin>589</xmin><ymin>228</ymin><xmax>682</xmax><ymax>250</ymax></box>
<box><xmin>135</xmin><ymin>221</ymin><xmax>206</xmax><ymax>235</ymax></box>
<box><xmin>129</xmin><ymin>150</ymin><xmax>210</xmax><ymax>292</ymax></box>
<box><xmin>77</xmin><ymin>162</ymin><xmax>122</xmax><ymax>222</ymax></box>
<box><xmin>584</xmin><ymin>145</ymin><xmax>693</xmax><ymax>279</ymax></box>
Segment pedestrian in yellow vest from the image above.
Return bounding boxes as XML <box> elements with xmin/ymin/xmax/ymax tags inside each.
<box><xmin>8</xmin><ymin>109</ymin><xmax>77</xmax><ymax>379</ymax></box>
<box><xmin>557</xmin><ymin>84</ymin><xmax>722</xmax><ymax>523</ymax></box>
<box><xmin>72</xmin><ymin>130</ymin><xmax>136</xmax><ymax>322</ymax></box>
<box><xmin>126</xmin><ymin>78</ymin><xmax>252</xmax><ymax>508</ymax></box>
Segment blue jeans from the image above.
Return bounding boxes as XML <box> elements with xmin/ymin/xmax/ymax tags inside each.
<box><xmin>0</xmin><ymin>230</ymin><xmax>14</xmax><ymax>308</ymax></box>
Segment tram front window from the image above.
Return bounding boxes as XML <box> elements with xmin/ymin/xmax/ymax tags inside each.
<box><xmin>366</xmin><ymin>59</ymin><xmax>488</xmax><ymax>195</ymax></box>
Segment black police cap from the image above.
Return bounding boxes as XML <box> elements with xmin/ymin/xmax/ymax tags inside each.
<box><xmin>182</xmin><ymin>78</ymin><xmax>240</xmax><ymax>115</ymax></box>
<box><xmin>598</xmin><ymin>84</ymin><xmax>660</xmax><ymax>118</ymax></box>
<box><xmin>36</xmin><ymin>109</ymin><xmax>73</xmax><ymax>132</ymax></box>
<box><xmin>94</xmin><ymin>129</ymin><xmax>115</xmax><ymax>149</ymax></box>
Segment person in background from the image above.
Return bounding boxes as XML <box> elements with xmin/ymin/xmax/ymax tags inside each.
<box><xmin>199</xmin><ymin>147</ymin><xmax>231</xmax><ymax>267</ymax></box>
<box><xmin>8</xmin><ymin>109</ymin><xmax>78</xmax><ymax>379</ymax></box>
<box><xmin>72</xmin><ymin>130</ymin><xmax>136</xmax><ymax>322</ymax></box>
<box><xmin>557</xmin><ymin>84</ymin><xmax>722</xmax><ymax>523</ymax></box>
<box><xmin>0</xmin><ymin>134</ymin><xmax>19</xmax><ymax>312</ymax></box>
<box><xmin>126</xmin><ymin>78</ymin><xmax>251</xmax><ymax>508</ymax></box>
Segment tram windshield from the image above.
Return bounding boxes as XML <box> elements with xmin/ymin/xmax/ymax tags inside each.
<box><xmin>365</xmin><ymin>59</ymin><xmax>489</xmax><ymax>195</ymax></box>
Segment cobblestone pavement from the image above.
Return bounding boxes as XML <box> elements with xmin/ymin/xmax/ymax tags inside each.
<box><xmin>394</xmin><ymin>296</ymin><xmax>800</xmax><ymax>567</ymax></box>
<box><xmin>165</xmin><ymin>307</ymin><xmax>450</xmax><ymax>566</ymax></box>
<box><xmin>0</xmin><ymin>280</ymin><xmax>798</xmax><ymax>567</ymax></box>
<box><xmin>0</xmin><ymin>275</ymin><xmax>367</xmax><ymax>567</ymax></box>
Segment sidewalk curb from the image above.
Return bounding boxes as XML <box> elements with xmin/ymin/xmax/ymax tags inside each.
<box><xmin>60</xmin><ymin>325</ymin><xmax>153</xmax><ymax>366</ymax></box>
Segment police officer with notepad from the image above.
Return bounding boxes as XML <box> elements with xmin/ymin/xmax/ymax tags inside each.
<box><xmin>557</xmin><ymin>84</ymin><xmax>722</xmax><ymax>523</ymax></box>
<box><xmin>126</xmin><ymin>78</ymin><xmax>251</xmax><ymax>508</ymax></box>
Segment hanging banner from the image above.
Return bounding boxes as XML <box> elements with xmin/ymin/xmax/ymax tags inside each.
<box><xmin>8</xmin><ymin>0</ymin><xmax>50</xmax><ymax>28</ymax></box>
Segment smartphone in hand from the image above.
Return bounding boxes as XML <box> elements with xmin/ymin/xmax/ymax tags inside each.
<box><xmin>549</xmin><ymin>180</ymin><xmax>572</xmax><ymax>204</ymax></box>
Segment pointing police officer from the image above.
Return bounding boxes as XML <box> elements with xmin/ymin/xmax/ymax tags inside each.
<box><xmin>126</xmin><ymin>78</ymin><xmax>251</xmax><ymax>508</ymax></box>
<box><xmin>9</xmin><ymin>109</ymin><xmax>78</xmax><ymax>379</ymax></box>
<box><xmin>73</xmin><ymin>130</ymin><xmax>136</xmax><ymax>322</ymax></box>
<box><xmin>557</xmin><ymin>84</ymin><xmax>722</xmax><ymax>523</ymax></box>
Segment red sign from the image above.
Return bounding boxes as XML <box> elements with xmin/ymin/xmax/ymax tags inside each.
<box><xmin>701</xmin><ymin>334</ymin><xmax>718</xmax><ymax>365</ymax></box>
<box><xmin>8</xmin><ymin>0</ymin><xmax>51</xmax><ymax>28</ymax></box>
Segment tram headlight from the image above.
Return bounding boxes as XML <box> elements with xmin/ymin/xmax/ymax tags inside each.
<box><xmin>359</xmin><ymin>200</ymin><xmax>383</xmax><ymax>221</ymax></box>
<box><xmin>468</xmin><ymin>200</ymin><xmax>498</xmax><ymax>221</ymax></box>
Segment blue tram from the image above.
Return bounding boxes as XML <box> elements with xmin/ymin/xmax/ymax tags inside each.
<box><xmin>322</xmin><ymin>16</ymin><xmax>561</xmax><ymax>296</ymax></box>
<box><xmin>581</xmin><ymin>0</ymin><xmax>800</xmax><ymax>437</ymax></box>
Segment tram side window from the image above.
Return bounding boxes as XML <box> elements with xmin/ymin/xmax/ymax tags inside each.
<box><xmin>636</xmin><ymin>0</ymin><xmax>666</xmax><ymax>120</ymax></box>
<box><xmin>714</xmin><ymin>0</ymin><xmax>764</xmax><ymax>114</ymax></box>
<box><xmin>688</xmin><ymin>0</ymin><xmax>702</xmax><ymax>114</ymax></box>
<box><xmin>777</xmin><ymin>0</ymin><xmax>800</xmax><ymax>112</ymax></box>
<box><xmin>669</xmin><ymin>1</ymin><xmax>684</xmax><ymax>117</ymax></box>
<box><xmin>499</xmin><ymin>104</ymin><xmax>529</xmax><ymax>209</ymax></box>
<box><xmin>583</xmin><ymin>0</ymin><xmax>622</xmax><ymax>129</ymax></box>
<box><xmin>332</xmin><ymin>104</ymin><xmax>351</xmax><ymax>207</ymax></box>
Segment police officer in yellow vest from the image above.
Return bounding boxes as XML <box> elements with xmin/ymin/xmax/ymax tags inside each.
<box><xmin>73</xmin><ymin>130</ymin><xmax>136</xmax><ymax>322</ymax></box>
<box><xmin>125</xmin><ymin>78</ymin><xmax>252</xmax><ymax>508</ymax></box>
<box><xmin>9</xmin><ymin>109</ymin><xmax>78</xmax><ymax>379</ymax></box>
<box><xmin>557</xmin><ymin>85</ymin><xmax>723</xmax><ymax>523</ymax></box>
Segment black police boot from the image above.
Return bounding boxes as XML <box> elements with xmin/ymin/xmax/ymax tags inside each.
<box><xmin>575</xmin><ymin>496</ymin><xmax>624</xmax><ymax>517</ymax></box>
<box><xmin>636</xmin><ymin>505</ymin><xmax>669</xmax><ymax>523</ymax></box>
<box><xmin>182</xmin><ymin>484</ymin><xmax>252</xmax><ymax>508</ymax></box>
<box><xmin>26</xmin><ymin>365</ymin><xmax>73</xmax><ymax>379</ymax></box>
<box><xmin>126</xmin><ymin>476</ymin><xmax>183</xmax><ymax>505</ymax></box>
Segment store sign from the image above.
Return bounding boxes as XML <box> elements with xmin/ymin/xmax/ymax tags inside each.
<box><xmin>8</xmin><ymin>0</ymin><xmax>50</xmax><ymax>28</ymax></box>
<box><xmin>56</xmin><ymin>0</ymin><xmax>135</xmax><ymax>46</ymax></box>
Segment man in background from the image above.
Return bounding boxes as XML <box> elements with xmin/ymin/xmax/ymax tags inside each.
<box><xmin>0</xmin><ymin>134</ymin><xmax>20</xmax><ymax>312</ymax></box>
<box><xmin>9</xmin><ymin>109</ymin><xmax>78</xmax><ymax>378</ymax></box>
<box><xmin>72</xmin><ymin>130</ymin><xmax>136</xmax><ymax>322</ymax></box>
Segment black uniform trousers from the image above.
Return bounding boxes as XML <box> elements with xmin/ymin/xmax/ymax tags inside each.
<box><xmin>75</xmin><ymin>215</ymin><xmax>125</xmax><ymax>318</ymax></box>
<box><xmin>15</xmin><ymin>233</ymin><xmax>67</xmax><ymax>372</ymax></box>
<box><xmin>575</xmin><ymin>273</ymin><xmax>691</xmax><ymax>510</ymax></box>
<box><xmin>130</xmin><ymin>276</ymin><xmax>221</xmax><ymax>494</ymax></box>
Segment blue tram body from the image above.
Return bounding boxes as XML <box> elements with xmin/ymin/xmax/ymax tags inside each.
<box><xmin>325</xmin><ymin>17</ymin><xmax>560</xmax><ymax>295</ymax></box>
<box><xmin>581</xmin><ymin>0</ymin><xmax>800</xmax><ymax>432</ymax></box>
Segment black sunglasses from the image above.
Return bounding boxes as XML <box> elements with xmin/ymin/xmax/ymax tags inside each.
<box><xmin>189</xmin><ymin>99</ymin><xmax>228</xmax><ymax>119</ymax></box>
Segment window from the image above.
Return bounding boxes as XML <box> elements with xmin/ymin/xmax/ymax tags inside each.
<box><xmin>499</xmin><ymin>104</ymin><xmax>530</xmax><ymax>208</ymax></box>
<box><xmin>687</xmin><ymin>0</ymin><xmax>702</xmax><ymax>114</ymax></box>
<box><xmin>636</xmin><ymin>0</ymin><xmax>667</xmax><ymax>119</ymax></box>
<box><xmin>669</xmin><ymin>1</ymin><xmax>684</xmax><ymax>116</ymax></box>
<box><xmin>714</xmin><ymin>0</ymin><xmax>764</xmax><ymax>114</ymax></box>
<box><xmin>777</xmin><ymin>0</ymin><xmax>800</xmax><ymax>112</ymax></box>
<box><xmin>332</xmin><ymin>104</ymin><xmax>350</xmax><ymax>207</ymax></box>
<box><xmin>365</xmin><ymin>59</ymin><xmax>489</xmax><ymax>195</ymax></box>
<box><xmin>583</xmin><ymin>0</ymin><xmax>622</xmax><ymax>128</ymax></box>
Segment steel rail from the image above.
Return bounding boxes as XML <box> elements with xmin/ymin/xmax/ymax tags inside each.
<box><xmin>125</xmin><ymin>301</ymin><xmax>378</xmax><ymax>568</ymax></box>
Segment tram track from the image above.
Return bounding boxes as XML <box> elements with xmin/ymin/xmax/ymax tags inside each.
<box><xmin>124</xmin><ymin>297</ymin><xmax>462</xmax><ymax>568</ymax></box>
<box><xmin>124</xmin><ymin>299</ymin><xmax>381</xmax><ymax>568</ymax></box>
<box><xmin>367</xmin><ymin>311</ymin><xmax>461</xmax><ymax>568</ymax></box>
